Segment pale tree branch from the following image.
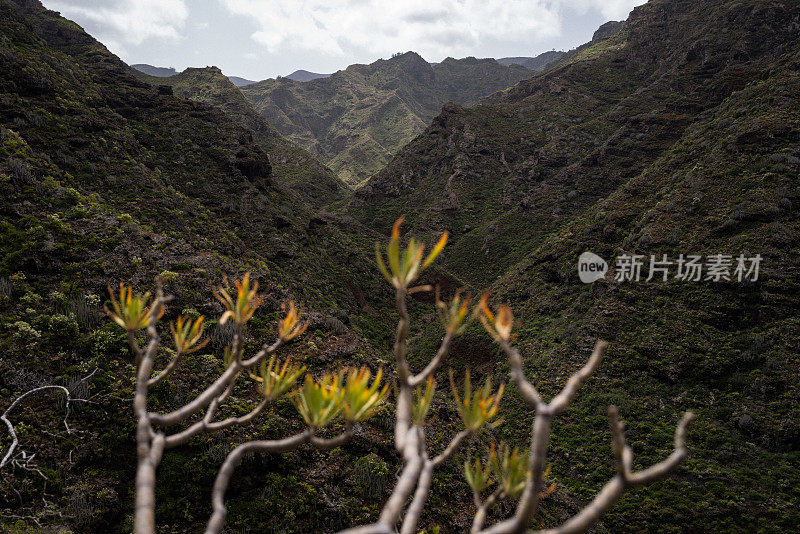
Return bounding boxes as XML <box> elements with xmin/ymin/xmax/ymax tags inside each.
<box><xmin>393</xmin><ymin>287</ymin><xmax>413</xmax><ymax>453</ymax></box>
<box><xmin>472</xmin><ymin>486</ymin><xmax>504</xmax><ymax>533</ymax></box>
<box><xmin>535</xmin><ymin>409</ymin><xmax>694</xmax><ymax>534</ymax></box>
<box><xmin>549</xmin><ymin>342</ymin><xmax>607</xmax><ymax>414</ymax></box>
<box><xmin>477</xmin><ymin>341</ymin><xmax>691</xmax><ymax>534</ymax></box>
<box><xmin>146</xmin><ymin>350</ymin><xmax>183</xmax><ymax>387</ymax></box>
<box><xmin>2</xmin><ymin>386</ymin><xmax>67</xmax><ymax>470</ymax></box>
<box><xmin>498</xmin><ymin>340</ymin><xmax>542</xmax><ymax>408</ymax></box>
<box><xmin>400</xmin><ymin>454</ymin><xmax>432</xmax><ymax>534</ymax></box>
<box><xmin>205</xmin><ymin>424</ymin><xmax>354</xmax><ymax>534</ymax></box>
<box><xmin>432</xmin><ymin>429</ymin><xmax>470</xmax><ymax>467</ymax></box>
<box><xmin>379</xmin><ymin>427</ymin><xmax>423</xmax><ymax>526</ymax></box>
<box><xmin>148</xmin><ymin>338</ymin><xmax>281</xmax><ymax>427</ymax></box>
<box><xmin>401</xmin><ymin>428</ymin><xmax>471</xmax><ymax>534</ymax></box>
<box><xmin>1</xmin><ymin>368</ymin><xmax>97</xmax><ymax>471</ymax></box>
<box><xmin>478</xmin><ymin>341</ymin><xmax>608</xmax><ymax>534</ymax></box>
<box><xmin>409</xmin><ymin>332</ymin><xmax>453</xmax><ymax>387</ymax></box>
<box><xmin>133</xmin><ymin>287</ymin><xmax>168</xmax><ymax>534</ymax></box>
<box><xmin>164</xmin><ymin>399</ymin><xmax>269</xmax><ymax>449</ymax></box>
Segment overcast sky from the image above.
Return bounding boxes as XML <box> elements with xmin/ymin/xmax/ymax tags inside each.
<box><xmin>41</xmin><ymin>0</ymin><xmax>646</xmax><ymax>81</ymax></box>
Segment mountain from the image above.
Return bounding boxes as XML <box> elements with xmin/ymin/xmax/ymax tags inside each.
<box><xmin>129</xmin><ymin>66</ymin><xmax>346</xmax><ymax>205</ymax></box>
<box><xmin>4</xmin><ymin>0</ymin><xmax>800</xmax><ymax>532</ymax></box>
<box><xmin>132</xmin><ymin>63</ymin><xmax>257</xmax><ymax>87</ymax></box>
<box><xmin>228</xmin><ymin>75</ymin><xmax>257</xmax><ymax>86</ymax></box>
<box><xmin>241</xmin><ymin>52</ymin><xmax>536</xmax><ymax>185</ymax></box>
<box><xmin>130</xmin><ymin>63</ymin><xmax>178</xmax><ymax>77</ymax></box>
<box><xmin>0</xmin><ymin>1</ymin><xmax>400</xmax><ymax>530</ymax></box>
<box><xmin>497</xmin><ymin>50</ymin><xmax>567</xmax><ymax>71</ymax></box>
<box><xmin>285</xmin><ymin>69</ymin><xmax>331</xmax><ymax>82</ymax></box>
<box><xmin>349</xmin><ymin>0</ymin><xmax>800</xmax><ymax>531</ymax></box>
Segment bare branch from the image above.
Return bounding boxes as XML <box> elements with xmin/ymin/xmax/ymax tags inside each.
<box><xmin>149</xmin><ymin>339</ymin><xmax>281</xmax><ymax>427</ymax></box>
<box><xmin>1</xmin><ymin>368</ymin><xmax>97</xmax><ymax>471</ymax></box>
<box><xmin>409</xmin><ymin>332</ymin><xmax>453</xmax><ymax>387</ymax></box>
<box><xmin>538</xmin><ymin>410</ymin><xmax>694</xmax><ymax>534</ymax></box>
<box><xmin>379</xmin><ymin>427</ymin><xmax>423</xmax><ymax>526</ymax></box>
<box><xmin>205</xmin><ymin>425</ymin><xmax>354</xmax><ymax>534</ymax></box>
<box><xmin>393</xmin><ymin>288</ymin><xmax>413</xmax><ymax>452</ymax></box>
<box><xmin>400</xmin><ymin>458</ymin><xmax>433</xmax><ymax>534</ymax></box>
<box><xmin>472</xmin><ymin>486</ymin><xmax>504</xmax><ymax>533</ymax></box>
<box><xmin>133</xmin><ymin>288</ymin><xmax>167</xmax><ymax>534</ymax></box>
<box><xmin>623</xmin><ymin>409</ymin><xmax>694</xmax><ymax>485</ymax></box>
<box><xmin>164</xmin><ymin>399</ymin><xmax>269</xmax><ymax>449</ymax></box>
<box><xmin>479</xmin><ymin>341</ymin><xmax>608</xmax><ymax>534</ymax></box>
<box><xmin>146</xmin><ymin>351</ymin><xmax>182</xmax><ymax>387</ymax></box>
<box><xmin>1</xmin><ymin>386</ymin><xmax>69</xmax><ymax>470</ymax></box>
<box><xmin>549</xmin><ymin>341</ymin><xmax>607</xmax><ymax>414</ymax></box>
<box><xmin>432</xmin><ymin>429</ymin><xmax>470</xmax><ymax>467</ymax></box>
<box><xmin>335</xmin><ymin>524</ymin><xmax>393</xmax><ymax>534</ymax></box>
<box><xmin>498</xmin><ymin>340</ymin><xmax>542</xmax><ymax>408</ymax></box>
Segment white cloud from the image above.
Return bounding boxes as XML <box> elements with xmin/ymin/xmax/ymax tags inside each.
<box><xmin>44</xmin><ymin>0</ymin><xmax>188</xmax><ymax>57</ymax></box>
<box><xmin>217</xmin><ymin>0</ymin><xmax>644</xmax><ymax>60</ymax></box>
<box><xmin>569</xmin><ymin>0</ymin><xmax>645</xmax><ymax>20</ymax></box>
<box><xmin>219</xmin><ymin>0</ymin><xmax>561</xmax><ymax>58</ymax></box>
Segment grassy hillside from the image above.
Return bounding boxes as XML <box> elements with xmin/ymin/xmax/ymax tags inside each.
<box><xmin>0</xmin><ymin>0</ymin><xmax>409</xmax><ymax>531</ymax></box>
<box><xmin>3</xmin><ymin>0</ymin><xmax>800</xmax><ymax>532</ymax></box>
<box><xmin>349</xmin><ymin>0</ymin><xmax>800</xmax><ymax>531</ymax></box>
<box><xmin>130</xmin><ymin>66</ymin><xmax>347</xmax><ymax>206</ymax></box>
<box><xmin>241</xmin><ymin>53</ymin><xmax>536</xmax><ymax>185</ymax></box>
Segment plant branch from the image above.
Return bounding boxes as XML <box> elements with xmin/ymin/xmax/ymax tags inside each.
<box><xmin>149</xmin><ymin>339</ymin><xmax>281</xmax><ymax>427</ymax></box>
<box><xmin>164</xmin><ymin>399</ymin><xmax>270</xmax><ymax>449</ymax></box>
<box><xmin>409</xmin><ymin>332</ymin><xmax>453</xmax><ymax>387</ymax></box>
<box><xmin>472</xmin><ymin>486</ymin><xmax>504</xmax><ymax>533</ymax></box>
<box><xmin>536</xmin><ymin>409</ymin><xmax>693</xmax><ymax>534</ymax></box>
<box><xmin>205</xmin><ymin>424</ymin><xmax>354</xmax><ymax>534</ymax></box>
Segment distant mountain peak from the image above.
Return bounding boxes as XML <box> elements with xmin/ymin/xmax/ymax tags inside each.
<box><xmin>131</xmin><ymin>64</ymin><xmax>177</xmax><ymax>77</ymax></box>
<box><xmin>229</xmin><ymin>75</ymin><xmax>257</xmax><ymax>86</ymax></box>
<box><xmin>284</xmin><ymin>70</ymin><xmax>330</xmax><ymax>82</ymax></box>
<box><xmin>241</xmin><ymin>52</ymin><xmax>537</xmax><ymax>185</ymax></box>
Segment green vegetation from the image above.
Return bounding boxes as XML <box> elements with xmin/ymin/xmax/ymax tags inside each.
<box><xmin>129</xmin><ymin>66</ymin><xmax>347</xmax><ymax>206</ymax></box>
<box><xmin>349</xmin><ymin>0</ymin><xmax>800</xmax><ymax>531</ymax></box>
<box><xmin>2</xmin><ymin>0</ymin><xmax>800</xmax><ymax>532</ymax></box>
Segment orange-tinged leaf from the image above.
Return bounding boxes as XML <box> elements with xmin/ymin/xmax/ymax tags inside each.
<box><xmin>496</xmin><ymin>305</ymin><xmax>513</xmax><ymax>340</ymax></box>
<box><xmin>479</xmin><ymin>292</ymin><xmax>494</xmax><ymax>322</ymax></box>
<box><xmin>375</xmin><ymin>243</ymin><xmax>392</xmax><ymax>282</ymax></box>
<box><xmin>391</xmin><ymin>216</ymin><xmax>404</xmax><ymax>240</ymax></box>
<box><xmin>423</xmin><ymin>231</ymin><xmax>448</xmax><ymax>267</ymax></box>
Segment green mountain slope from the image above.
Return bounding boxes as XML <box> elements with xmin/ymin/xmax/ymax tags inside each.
<box><xmin>130</xmin><ymin>65</ymin><xmax>347</xmax><ymax>206</ymax></box>
<box><xmin>349</xmin><ymin>0</ymin><xmax>800</xmax><ymax>531</ymax></box>
<box><xmin>0</xmin><ymin>1</ymin><xmax>401</xmax><ymax>531</ymax></box>
<box><xmin>241</xmin><ymin>52</ymin><xmax>536</xmax><ymax>185</ymax></box>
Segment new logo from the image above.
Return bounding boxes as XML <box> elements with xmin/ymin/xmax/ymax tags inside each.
<box><xmin>578</xmin><ymin>252</ymin><xmax>608</xmax><ymax>283</ymax></box>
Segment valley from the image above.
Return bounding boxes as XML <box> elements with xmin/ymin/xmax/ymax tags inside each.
<box><xmin>1</xmin><ymin>0</ymin><xmax>799</xmax><ymax>533</ymax></box>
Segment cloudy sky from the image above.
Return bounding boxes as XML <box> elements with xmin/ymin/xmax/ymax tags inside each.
<box><xmin>42</xmin><ymin>0</ymin><xmax>646</xmax><ymax>81</ymax></box>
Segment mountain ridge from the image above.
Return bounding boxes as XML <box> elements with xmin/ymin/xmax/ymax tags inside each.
<box><xmin>240</xmin><ymin>51</ymin><xmax>539</xmax><ymax>185</ymax></box>
<box><xmin>128</xmin><ymin>65</ymin><xmax>347</xmax><ymax>205</ymax></box>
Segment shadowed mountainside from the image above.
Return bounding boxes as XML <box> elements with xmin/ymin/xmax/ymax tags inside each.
<box><xmin>2</xmin><ymin>0</ymin><xmax>800</xmax><ymax>532</ymax></box>
<box><xmin>0</xmin><ymin>1</ymin><xmax>413</xmax><ymax>530</ymax></box>
<box><xmin>349</xmin><ymin>0</ymin><xmax>800</xmax><ymax>531</ymax></box>
<box><xmin>130</xmin><ymin>65</ymin><xmax>347</xmax><ymax>205</ymax></box>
